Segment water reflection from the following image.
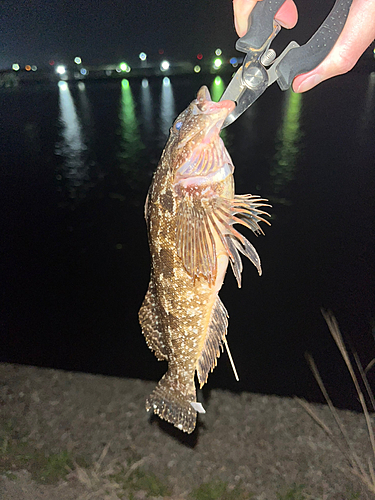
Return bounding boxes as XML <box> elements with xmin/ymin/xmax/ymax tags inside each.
<box><xmin>76</xmin><ymin>82</ymin><xmax>93</xmax><ymax>131</ymax></box>
<box><xmin>55</xmin><ymin>81</ymin><xmax>91</xmax><ymax>201</ymax></box>
<box><xmin>211</xmin><ymin>76</ymin><xmax>233</xmax><ymax>148</ymax></box>
<box><xmin>270</xmin><ymin>90</ymin><xmax>303</xmax><ymax>199</ymax></box>
<box><xmin>159</xmin><ymin>77</ymin><xmax>175</xmax><ymax>145</ymax></box>
<box><xmin>140</xmin><ymin>78</ymin><xmax>154</xmax><ymax>137</ymax></box>
<box><xmin>358</xmin><ymin>72</ymin><xmax>375</xmax><ymax>144</ymax></box>
<box><xmin>210</xmin><ymin>75</ymin><xmax>224</xmax><ymax>102</ymax></box>
<box><xmin>118</xmin><ymin>79</ymin><xmax>144</xmax><ymax>165</ymax></box>
<box><xmin>117</xmin><ymin>79</ymin><xmax>146</xmax><ymax>193</ymax></box>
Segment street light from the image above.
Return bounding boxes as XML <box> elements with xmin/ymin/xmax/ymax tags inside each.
<box><xmin>160</xmin><ymin>60</ymin><xmax>170</xmax><ymax>71</ymax></box>
<box><xmin>120</xmin><ymin>62</ymin><xmax>131</xmax><ymax>73</ymax></box>
<box><xmin>56</xmin><ymin>65</ymin><xmax>66</xmax><ymax>75</ymax></box>
<box><xmin>213</xmin><ymin>58</ymin><xmax>222</xmax><ymax>69</ymax></box>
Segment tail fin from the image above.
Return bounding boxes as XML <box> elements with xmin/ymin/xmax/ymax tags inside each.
<box><xmin>146</xmin><ymin>373</ymin><xmax>197</xmax><ymax>433</ymax></box>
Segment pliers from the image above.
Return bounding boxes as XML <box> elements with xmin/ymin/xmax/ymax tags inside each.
<box><xmin>220</xmin><ymin>0</ymin><xmax>353</xmax><ymax>128</ymax></box>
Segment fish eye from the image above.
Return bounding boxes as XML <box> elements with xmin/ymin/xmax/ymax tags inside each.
<box><xmin>175</xmin><ymin>121</ymin><xmax>183</xmax><ymax>130</ymax></box>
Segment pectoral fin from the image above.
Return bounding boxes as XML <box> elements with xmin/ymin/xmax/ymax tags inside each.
<box><xmin>176</xmin><ymin>193</ymin><xmax>270</xmax><ymax>287</ymax></box>
<box><xmin>176</xmin><ymin>198</ymin><xmax>217</xmax><ymax>285</ymax></box>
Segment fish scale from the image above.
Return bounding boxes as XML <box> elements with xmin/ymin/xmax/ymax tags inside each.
<box><xmin>139</xmin><ymin>86</ymin><xmax>270</xmax><ymax>433</ymax></box>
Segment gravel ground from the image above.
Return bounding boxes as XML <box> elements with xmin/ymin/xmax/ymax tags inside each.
<box><xmin>0</xmin><ymin>363</ymin><xmax>374</xmax><ymax>500</ymax></box>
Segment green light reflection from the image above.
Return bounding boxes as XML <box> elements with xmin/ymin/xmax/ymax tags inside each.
<box><xmin>118</xmin><ymin>79</ymin><xmax>145</xmax><ymax>172</ymax></box>
<box><xmin>210</xmin><ymin>76</ymin><xmax>224</xmax><ymax>102</ymax></box>
<box><xmin>271</xmin><ymin>90</ymin><xmax>303</xmax><ymax>198</ymax></box>
<box><xmin>210</xmin><ymin>76</ymin><xmax>233</xmax><ymax>148</ymax></box>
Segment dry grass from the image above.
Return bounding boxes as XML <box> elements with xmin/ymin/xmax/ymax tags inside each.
<box><xmin>68</xmin><ymin>443</ymin><xmax>127</xmax><ymax>500</ymax></box>
<box><xmin>69</xmin><ymin>443</ymin><xmax>173</xmax><ymax>500</ymax></box>
<box><xmin>297</xmin><ymin>310</ymin><xmax>375</xmax><ymax>495</ymax></box>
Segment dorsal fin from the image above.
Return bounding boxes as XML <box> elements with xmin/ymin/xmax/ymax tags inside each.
<box><xmin>196</xmin><ymin>296</ymin><xmax>228</xmax><ymax>388</ymax></box>
<box><xmin>138</xmin><ymin>280</ymin><xmax>168</xmax><ymax>361</ymax></box>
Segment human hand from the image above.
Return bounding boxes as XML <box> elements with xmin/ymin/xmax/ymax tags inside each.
<box><xmin>233</xmin><ymin>0</ymin><xmax>298</xmax><ymax>37</ymax></box>
<box><xmin>232</xmin><ymin>0</ymin><xmax>375</xmax><ymax>93</ymax></box>
<box><xmin>293</xmin><ymin>0</ymin><xmax>375</xmax><ymax>93</ymax></box>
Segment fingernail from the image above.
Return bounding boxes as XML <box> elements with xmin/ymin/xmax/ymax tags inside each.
<box><xmin>276</xmin><ymin>19</ymin><xmax>293</xmax><ymax>29</ymax></box>
<box><xmin>295</xmin><ymin>74</ymin><xmax>322</xmax><ymax>93</ymax></box>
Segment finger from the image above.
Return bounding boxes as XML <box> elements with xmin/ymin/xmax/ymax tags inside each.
<box><xmin>233</xmin><ymin>0</ymin><xmax>259</xmax><ymax>37</ymax></box>
<box><xmin>293</xmin><ymin>0</ymin><xmax>375</xmax><ymax>93</ymax></box>
<box><xmin>275</xmin><ymin>0</ymin><xmax>298</xmax><ymax>29</ymax></box>
<box><xmin>233</xmin><ymin>0</ymin><xmax>298</xmax><ymax>37</ymax></box>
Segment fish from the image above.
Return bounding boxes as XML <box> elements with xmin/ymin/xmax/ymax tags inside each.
<box><xmin>138</xmin><ymin>86</ymin><xmax>270</xmax><ymax>433</ymax></box>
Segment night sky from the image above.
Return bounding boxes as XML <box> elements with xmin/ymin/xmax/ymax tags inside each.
<box><xmin>1</xmin><ymin>0</ymin><xmax>336</xmax><ymax>70</ymax></box>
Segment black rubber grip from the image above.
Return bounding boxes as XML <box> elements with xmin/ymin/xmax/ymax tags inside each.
<box><xmin>276</xmin><ymin>0</ymin><xmax>353</xmax><ymax>90</ymax></box>
<box><xmin>236</xmin><ymin>0</ymin><xmax>286</xmax><ymax>52</ymax></box>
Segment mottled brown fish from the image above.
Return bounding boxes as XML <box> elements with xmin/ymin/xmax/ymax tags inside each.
<box><xmin>138</xmin><ymin>86</ymin><xmax>270</xmax><ymax>433</ymax></box>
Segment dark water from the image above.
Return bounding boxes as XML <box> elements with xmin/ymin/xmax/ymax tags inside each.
<box><xmin>1</xmin><ymin>71</ymin><xmax>374</xmax><ymax>409</ymax></box>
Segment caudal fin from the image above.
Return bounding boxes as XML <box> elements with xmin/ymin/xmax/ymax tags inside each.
<box><xmin>146</xmin><ymin>374</ymin><xmax>197</xmax><ymax>433</ymax></box>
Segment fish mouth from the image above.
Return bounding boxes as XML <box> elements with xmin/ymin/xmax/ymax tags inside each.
<box><xmin>195</xmin><ymin>86</ymin><xmax>235</xmax><ymax>141</ymax></box>
<box><xmin>176</xmin><ymin>87</ymin><xmax>235</xmax><ymax>150</ymax></box>
<box><xmin>196</xmin><ymin>86</ymin><xmax>235</xmax><ymax>118</ymax></box>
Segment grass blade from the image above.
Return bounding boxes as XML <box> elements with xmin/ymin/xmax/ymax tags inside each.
<box><xmin>304</xmin><ymin>353</ymin><xmax>364</xmax><ymax>476</ymax></box>
<box><xmin>321</xmin><ymin>310</ymin><xmax>375</xmax><ymax>483</ymax></box>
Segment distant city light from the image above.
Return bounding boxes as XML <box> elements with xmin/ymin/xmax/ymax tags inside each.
<box><xmin>25</xmin><ymin>65</ymin><xmax>31</xmax><ymax>71</ymax></box>
<box><xmin>142</xmin><ymin>78</ymin><xmax>149</xmax><ymax>88</ymax></box>
<box><xmin>49</xmin><ymin>60</ymin><xmax>55</xmax><ymax>66</ymax></box>
<box><xmin>12</xmin><ymin>64</ymin><xmax>20</xmax><ymax>71</ymax></box>
<box><xmin>163</xmin><ymin>77</ymin><xmax>170</xmax><ymax>86</ymax></box>
<box><xmin>56</xmin><ymin>65</ymin><xmax>66</xmax><ymax>75</ymax></box>
<box><xmin>58</xmin><ymin>81</ymin><xmax>68</xmax><ymax>90</ymax></box>
<box><xmin>31</xmin><ymin>65</ymin><xmax>37</xmax><ymax>71</ymax></box>
<box><xmin>74</xmin><ymin>57</ymin><xmax>82</xmax><ymax>64</ymax></box>
<box><xmin>120</xmin><ymin>62</ymin><xmax>131</xmax><ymax>72</ymax></box>
<box><xmin>197</xmin><ymin>53</ymin><xmax>203</xmax><ymax>60</ymax></box>
<box><xmin>158</xmin><ymin>48</ymin><xmax>164</xmax><ymax>55</ymax></box>
<box><xmin>215</xmin><ymin>48</ymin><xmax>222</xmax><ymax>56</ymax></box>
<box><xmin>160</xmin><ymin>60</ymin><xmax>170</xmax><ymax>71</ymax></box>
<box><xmin>194</xmin><ymin>65</ymin><xmax>201</xmax><ymax>73</ymax></box>
<box><xmin>80</xmin><ymin>68</ymin><xmax>87</xmax><ymax>75</ymax></box>
<box><xmin>213</xmin><ymin>58</ymin><xmax>222</xmax><ymax>69</ymax></box>
<box><xmin>139</xmin><ymin>52</ymin><xmax>147</xmax><ymax>61</ymax></box>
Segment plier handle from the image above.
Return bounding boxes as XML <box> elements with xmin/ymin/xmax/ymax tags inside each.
<box><xmin>221</xmin><ymin>0</ymin><xmax>353</xmax><ymax>128</ymax></box>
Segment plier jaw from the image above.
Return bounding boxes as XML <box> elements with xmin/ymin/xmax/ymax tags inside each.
<box><xmin>221</xmin><ymin>0</ymin><xmax>353</xmax><ymax>128</ymax></box>
<box><xmin>221</xmin><ymin>19</ymin><xmax>281</xmax><ymax>128</ymax></box>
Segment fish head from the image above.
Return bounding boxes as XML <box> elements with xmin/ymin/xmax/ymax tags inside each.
<box><xmin>170</xmin><ymin>86</ymin><xmax>235</xmax><ymax>180</ymax></box>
